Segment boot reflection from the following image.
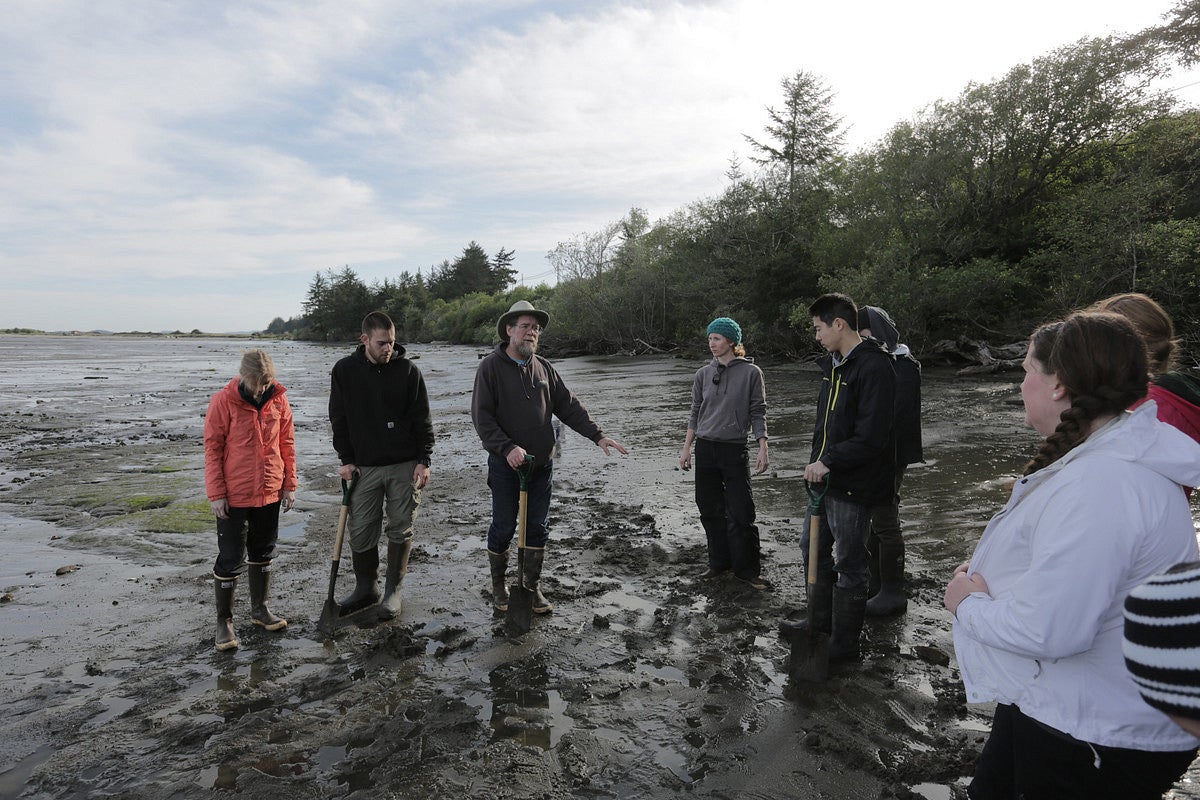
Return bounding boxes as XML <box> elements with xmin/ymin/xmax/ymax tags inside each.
<box><xmin>487</xmin><ymin>660</ymin><xmax>553</xmax><ymax>749</ymax></box>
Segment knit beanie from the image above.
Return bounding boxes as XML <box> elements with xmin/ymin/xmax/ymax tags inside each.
<box><xmin>1123</xmin><ymin>560</ymin><xmax>1200</xmax><ymax>721</ymax></box>
<box><xmin>706</xmin><ymin>317</ymin><xmax>742</xmax><ymax>345</ymax></box>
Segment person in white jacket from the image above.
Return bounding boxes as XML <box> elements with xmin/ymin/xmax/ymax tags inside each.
<box><xmin>944</xmin><ymin>311</ymin><xmax>1200</xmax><ymax>800</ymax></box>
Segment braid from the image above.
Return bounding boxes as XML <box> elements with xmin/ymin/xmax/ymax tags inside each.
<box><xmin>1021</xmin><ymin>312</ymin><xmax>1149</xmax><ymax>476</ymax></box>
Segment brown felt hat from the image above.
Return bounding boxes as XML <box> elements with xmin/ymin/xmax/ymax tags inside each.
<box><xmin>496</xmin><ymin>300</ymin><xmax>550</xmax><ymax>341</ymax></box>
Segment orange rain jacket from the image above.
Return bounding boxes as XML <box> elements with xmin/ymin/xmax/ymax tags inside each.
<box><xmin>204</xmin><ymin>377</ymin><xmax>297</xmax><ymax>508</ymax></box>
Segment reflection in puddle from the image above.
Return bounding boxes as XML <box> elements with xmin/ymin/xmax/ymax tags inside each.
<box><xmin>464</xmin><ymin>658</ymin><xmax>574</xmax><ymax>749</ymax></box>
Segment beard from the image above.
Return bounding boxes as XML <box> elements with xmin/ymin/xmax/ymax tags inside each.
<box><xmin>515</xmin><ymin>340</ymin><xmax>537</xmax><ymax>360</ymax></box>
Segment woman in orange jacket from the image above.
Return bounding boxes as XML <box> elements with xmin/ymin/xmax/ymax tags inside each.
<box><xmin>204</xmin><ymin>349</ymin><xmax>297</xmax><ymax>651</ymax></box>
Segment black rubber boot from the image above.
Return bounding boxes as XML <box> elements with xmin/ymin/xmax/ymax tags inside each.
<box><xmin>867</xmin><ymin>533</ymin><xmax>881</xmax><ymax>597</ymax></box>
<box><xmin>339</xmin><ymin>547</ymin><xmax>380</xmax><ymax>615</ymax></box>
<box><xmin>830</xmin><ymin>587</ymin><xmax>868</xmax><ymax>662</ymax></box>
<box><xmin>214</xmin><ymin>575</ymin><xmax>239</xmax><ymax>651</ymax></box>
<box><xmin>378</xmin><ymin>539</ymin><xmax>413</xmax><ymax>621</ymax></box>
<box><xmin>865</xmin><ymin>538</ymin><xmax>908</xmax><ymax>617</ymax></box>
<box><xmin>248</xmin><ymin>562</ymin><xmax>287</xmax><ymax>631</ymax></box>
<box><xmin>488</xmin><ymin>549</ymin><xmax>510</xmax><ymax>612</ymax></box>
<box><xmin>778</xmin><ymin>581</ymin><xmax>833</xmax><ymax>641</ymax></box>
<box><xmin>522</xmin><ymin>548</ymin><xmax>554</xmax><ymax>614</ymax></box>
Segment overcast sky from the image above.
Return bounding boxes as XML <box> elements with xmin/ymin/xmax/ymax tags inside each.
<box><xmin>2</xmin><ymin>0</ymin><xmax>1195</xmax><ymax>332</ymax></box>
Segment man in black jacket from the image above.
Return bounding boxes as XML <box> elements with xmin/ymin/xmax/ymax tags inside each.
<box><xmin>329</xmin><ymin>311</ymin><xmax>434</xmax><ymax>620</ymax></box>
<box><xmin>857</xmin><ymin>305</ymin><xmax>923</xmax><ymax>616</ymax></box>
<box><xmin>780</xmin><ymin>293</ymin><xmax>895</xmax><ymax>662</ymax></box>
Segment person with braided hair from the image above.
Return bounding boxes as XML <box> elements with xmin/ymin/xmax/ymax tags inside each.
<box><xmin>943</xmin><ymin>312</ymin><xmax>1200</xmax><ymax>800</ymax></box>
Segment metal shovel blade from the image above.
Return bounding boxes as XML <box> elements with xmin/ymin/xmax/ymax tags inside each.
<box><xmin>505</xmin><ymin>551</ymin><xmax>534</xmax><ymax>637</ymax></box>
<box><xmin>790</xmin><ymin>624</ymin><xmax>831</xmax><ymax>683</ymax></box>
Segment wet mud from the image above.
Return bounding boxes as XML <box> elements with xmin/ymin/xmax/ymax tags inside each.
<box><xmin>1</xmin><ymin>335</ymin><xmax>1198</xmax><ymax>799</ymax></box>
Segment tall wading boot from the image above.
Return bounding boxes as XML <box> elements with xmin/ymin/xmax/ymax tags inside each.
<box><xmin>866</xmin><ymin>533</ymin><xmax>881</xmax><ymax>598</ymax></box>
<box><xmin>214</xmin><ymin>575</ymin><xmax>239</xmax><ymax>651</ymax></box>
<box><xmin>830</xmin><ymin>587</ymin><xmax>869</xmax><ymax>662</ymax></box>
<box><xmin>778</xmin><ymin>580</ymin><xmax>833</xmax><ymax>641</ymax></box>
<box><xmin>378</xmin><ymin>538</ymin><xmax>414</xmax><ymax>621</ymax></box>
<box><xmin>488</xmin><ymin>549</ymin><xmax>510</xmax><ymax>612</ymax></box>
<box><xmin>865</xmin><ymin>538</ymin><xmax>908</xmax><ymax>617</ymax></box>
<box><xmin>247</xmin><ymin>562</ymin><xmax>288</xmax><ymax>631</ymax></box>
<box><xmin>522</xmin><ymin>547</ymin><xmax>554</xmax><ymax>614</ymax></box>
<box><xmin>338</xmin><ymin>547</ymin><xmax>380</xmax><ymax>616</ymax></box>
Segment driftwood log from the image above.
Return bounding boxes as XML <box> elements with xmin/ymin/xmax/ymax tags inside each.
<box><xmin>927</xmin><ymin>336</ymin><xmax>1027</xmax><ymax>375</ymax></box>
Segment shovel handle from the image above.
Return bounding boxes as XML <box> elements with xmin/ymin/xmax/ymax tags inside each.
<box><xmin>806</xmin><ymin>511</ymin><xmax>822</xmax><ymax>586</ymax></box>
<box><xmin>517</xmin><ymin>453</ymin><xmax>535</xmax><ymax>491</ymax></box>
<box><xmin>514</xmin><ymin>455</ymin><xmax>533</xmax><ymax>588</ymax></box>
<box><xmin>804</xmin><ymin>480</ymin><xmax>826</xmax><ymax>586</ymax></box>
<box><xmin>330</xmin><ymin>475</ymin><xmax>358</xmax><ymax>564</ymax></box>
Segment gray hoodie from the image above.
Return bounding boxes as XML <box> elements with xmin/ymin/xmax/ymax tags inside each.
<box><xmin>688</xmin><ymin>356</ymin><xmax>767</xmax><ymax>443</ymax></box>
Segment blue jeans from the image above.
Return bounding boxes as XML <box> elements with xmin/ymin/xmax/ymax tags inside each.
<box><xmin>799</xmin><ymin>494</ymin><xmax>872</xmax><ymax>593</ymax></box>
<box><xmin>694</xmin><ymin>438</ymin><xmax>760</xmax><ymax>579</ymax></box>
<box><xmin>486</xmin><ymin>454</ymin><xmax>553</xmax><ymax>552</ymax></box>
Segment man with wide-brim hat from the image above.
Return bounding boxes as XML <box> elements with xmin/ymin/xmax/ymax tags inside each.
<box><xmin>496</xmin><ymin>299</ymin><xmax>549</xmax><ymax>342</ymax></box>
<box><xmin>471</xmin><ymin>299</ymin><xmax>628</xmax><ymax>619</ymax></box>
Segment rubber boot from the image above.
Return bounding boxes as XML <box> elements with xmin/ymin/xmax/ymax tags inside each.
<box><xmin>865</xmin><ymin>539</ymin><xmax>908</xmax><ymax>617</ymax></box>
<box><xmin>339</xmin><ymin>547</ymin><xmax>380</xmax><ymax>615</ymax></box>
<box><xmin>522</xmin><ymin>547</ymin><xmax>554</xmax><ymax>614</ymax></box>
<box><xmin>488</xmin><ymin>549</ymin><xmax>510</xmax><ymax>612</ymax></box>
<box><xmin>214</xmin><ymin>575</ymin><xmax>239</xmax><ymax>651</ymax></box>
<box><xmin>830</xmin><ymin>587</ymin><xmax>868</xmax><ymax>662</ymax></box>
<box><xmin>378</xmin><ymin>539</ymin><xmax>413</xmax><ymax>621</ymax></box>
<box><xmin>248</xmin><ymin>562</ymin><xmax>288</xmax><ymax>631</ymax></box>
<box><xmin>778</xmin><ymin>580</ymin><xmax>833</xmax><ymax>641</ymax></box>
<box><xmin>866</xmin><ymin>533</ymin><xmax>881</xmax><ymax>597</ymax></box>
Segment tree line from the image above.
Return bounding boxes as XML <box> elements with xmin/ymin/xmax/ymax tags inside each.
<box><xmin>272</xmin><ymin>2</ymin><xmax>1200</xmax><ymax>361</ymax></box>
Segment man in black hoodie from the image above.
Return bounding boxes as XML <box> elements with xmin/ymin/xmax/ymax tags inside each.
<box><xmin>329</xmin><ymin>311</ymin><xmax>435</xmax><ymax>621</ymax></box>
<box><xmin>857</xmin><ymin>306</ymin><xmax>923</xmax><ymax>616</ymax></box>
<box><xmin>780</xmin><ymin>293</ymin><xmax>895</xmax><ymax>662</ymax></box>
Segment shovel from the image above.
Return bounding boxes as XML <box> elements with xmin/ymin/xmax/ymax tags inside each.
<box><xmin>504</xmin><ymin>455</ymin><xmax>536</xmax><ymax>637</ymax></box>
<box><xmin>790</xmin><ymin>479</ymin><xmax>830</xmax><ymax>682</ymax></box>
<box><xmin>317</xmin><ymin>476</ymin><xmax>358</xmax><ymax>637</ymax></box>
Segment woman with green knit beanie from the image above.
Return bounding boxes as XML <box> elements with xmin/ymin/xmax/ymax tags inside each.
<box><xmin>678</xmin><ymin>317</ymin><xmax>770</xmax><ymax>590</ymax></box>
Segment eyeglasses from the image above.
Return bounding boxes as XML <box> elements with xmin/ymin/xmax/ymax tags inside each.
<box><xmin>514</xmin><ymin>323</ymin><xmax>543</xmax><ymax>333</ymax></box>
<box><xmin>713</xmin><ymin>364</ymin><xmax>726</xmax><ymax>385</ymax></box>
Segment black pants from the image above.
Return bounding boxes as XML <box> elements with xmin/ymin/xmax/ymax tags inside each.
<box><xmin>213</xmin><ymin>501</ymin><xmax>281</xmax><ymax>578</ymax></box>
<box><xmin>970</xmin><ymin>703</ymin><xmax>1196</xmax><ymax>800</ymax></box>
<box><xmin>694</xmin><ymin>438</ymin><xmax>760</xmax><ymax>579</ymax></box>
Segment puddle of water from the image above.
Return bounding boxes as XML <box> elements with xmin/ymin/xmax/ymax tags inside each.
<box><xmin>595</xmin><ymin>588</ymin><xmax>660</xmax><ymax>616</ymax></box>
<box><xmin>913</xmin><ymin>780</ymin><xmax>968</xmax><ymax>799</ymax></box>
<box><xmin>81</xmin><ymin>695</ymin><xmax>138</xmax><ymax>730</ymax></box>
<box><xmin>313</xmin><ymin>744</ymin><xmax>346</xmax><ymax>770</ymax></box>
<box><xmin>464</xmin><ymin>659</ymin><xmax>577</xmax><ymax>750</ymax></box>
<box><xmin>638</xmin><ymin>661</ymin><xmax>685</xmax><ymax>684</ymax></box>
<box><xmin>0</xmin><ymin>743</ymin><xmax>55</xmax><ymax>797</ymax></box>
<box><xmin>196</xmin><ymin>763</ymin><xmax>238</xmax><ymax>790</ymax></box>
<box><xmin>277</xmin><ymin>519</ymin><xmax>307</xmax><ymax>540</ymax></box>
<box><xmin>466</xmin><ymin>685</ymin><xmax>572</xmax><ymax>749</ymax></box>
<box><xmin>895</xmin><ymin>670</ymin><xmax>937</xmax><ymax>701</ymax></box>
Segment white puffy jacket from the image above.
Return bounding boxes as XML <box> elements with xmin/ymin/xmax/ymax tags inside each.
<box><xmin>954</xmin><ymin>402</ymin><xmax>1200</xmax><ymax>751</ymax></box>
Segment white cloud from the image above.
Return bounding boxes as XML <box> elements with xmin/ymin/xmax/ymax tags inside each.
<box><xmin>0</xmin><ymin>0</ymin><xmax>1193</xmax><ymax>330</ymax></box>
